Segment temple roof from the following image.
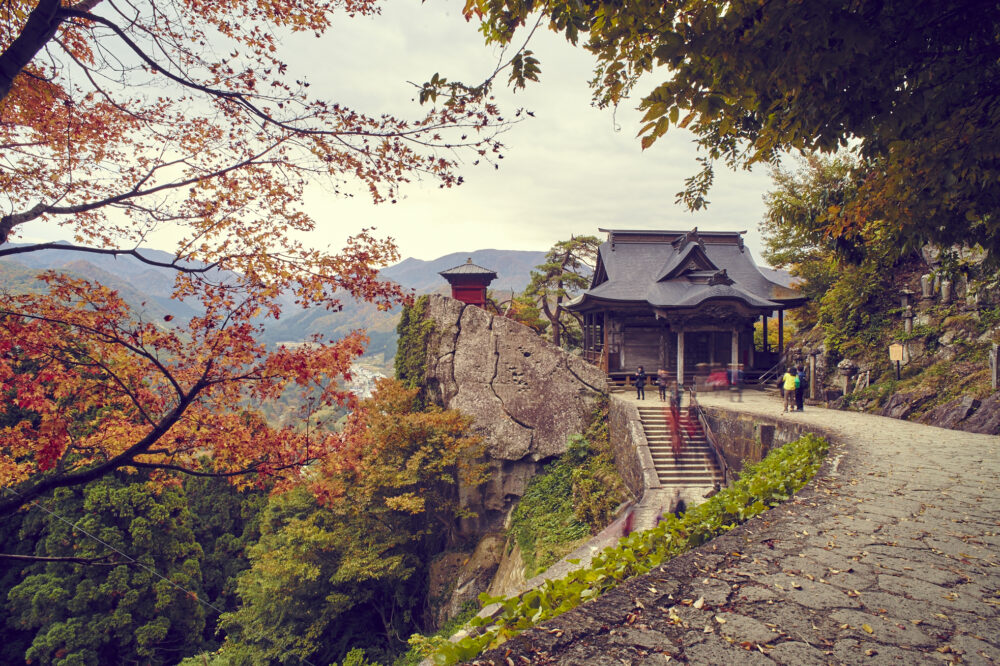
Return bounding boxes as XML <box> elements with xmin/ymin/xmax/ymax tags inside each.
<box><xmin>567</xmin><ymin>228</ymin><xmax>805</xmax><ymax>313</ymax></box>
<box><xmin>439</xmin><ymin>258</ymin><xmax>498</xmax><ymax>280</ymax></box>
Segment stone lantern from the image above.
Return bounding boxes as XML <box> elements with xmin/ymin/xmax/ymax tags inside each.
<box><xmin>837</xmin><ymin>358</ymin><xmax>858</xmax><ymax>396</ymax></box>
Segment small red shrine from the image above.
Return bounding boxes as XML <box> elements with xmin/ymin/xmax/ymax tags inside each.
<box><xmin>439</xmin><ymin>258</ymin><xmax>497</xmax><ymax>308</ymax></box>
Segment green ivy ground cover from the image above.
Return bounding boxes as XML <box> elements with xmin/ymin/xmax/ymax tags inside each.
<box><xmin>410</xmin><ymin>432</ymin><xmax>829</xmax><ymax>665</ymax></box>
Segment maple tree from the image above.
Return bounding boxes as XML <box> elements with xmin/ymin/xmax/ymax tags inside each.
<box><xmin>759</xmin><ymin>155</ymin><xmax>899</xmax><ymax>356</ymax></box>
<box><xmin>502</xmin><ymin>293</ymin><xmax>549</xmax><ymax>336</ymax></box>
<box><xmin>760</xmin><ymin>155</ymin><xmax>860</xmax><ymax>328</ymax></box>
<box><xmin>0</xmin><ymin>1</ymin><xmax>509</xmax><ymax>513</ymax></box>
<box><xmin>463</xmin><ymin>0</ymin><xmax>1000</xmax><ymax>259</ymax></box>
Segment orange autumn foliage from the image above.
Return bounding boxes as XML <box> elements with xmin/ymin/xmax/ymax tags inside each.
<box><xmin>310</xmin><ymin>378</ymin><xmax>486</xmax><ymax>541</ymax></box>
<box><xmin>0</xmin><ymin>270</ymin><xmax>368</xmax><ymax>512</ymax></box>
<box><xmin>0</xmin><ymin>1</ymin><xmax>506</xmax><ymax>514</ymax></box>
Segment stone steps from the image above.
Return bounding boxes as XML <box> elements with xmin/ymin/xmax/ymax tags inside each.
<box><xmin>635</xmin><ymin>407</ymin><xmax>723</xmax><ymax>486</ymax></box>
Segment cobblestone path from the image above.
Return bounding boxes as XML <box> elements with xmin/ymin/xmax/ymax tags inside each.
<box><xmin>475</xmin><ymin>391</ymin><xmax>1000</xmax><ymax>665</ymax></box>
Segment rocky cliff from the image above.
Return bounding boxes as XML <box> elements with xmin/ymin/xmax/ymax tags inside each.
<box><xmin>422</xmin><ymin>294</ymin><xmax>607</xmax><ymax>533</ymax></box>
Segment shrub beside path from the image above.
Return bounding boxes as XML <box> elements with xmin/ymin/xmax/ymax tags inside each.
<box><xmin>474</xmin><ymin>390</ymin><xmax>1000</xmax><ymax>664</ymax></box>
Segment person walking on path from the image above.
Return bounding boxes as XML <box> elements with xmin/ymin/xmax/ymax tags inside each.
<box><xmin>795</xmin><ymin>364</ymin><xmax>807</xmax><ymax>411</ymax></box>
<box><xmin>656</xmin><ymin>368</ymin><xmax>669</xmax><ymax>401</ymax></box>
<box><xmin>633</xmin><ymin>366</ymin><xmax>647</xmax><ymax>400</ymax></box>
<box><xmin>782</xmin><ymin>367</ymin><xmax>797</xmax><ymax>412</ymax></box>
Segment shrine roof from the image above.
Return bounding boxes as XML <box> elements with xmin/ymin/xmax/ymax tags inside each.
<box><xmin>439</xmin><ymin>258</ymin><xmax>498</xmax><ymax>279</ymax></box>
<box><xmin>568</xmin><ymin>228</ymin><xmax>805</xmax><ymax>312</ymax></box>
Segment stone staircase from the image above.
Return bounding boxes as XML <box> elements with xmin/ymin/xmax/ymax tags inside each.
<box><xmin>637</xmin><ymin>404</ymin><xmax>723</xmax><ymax>486</ymax></box>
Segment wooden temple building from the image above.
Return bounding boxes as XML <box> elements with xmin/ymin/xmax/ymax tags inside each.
<box><xmin>568</xmin><ymin>228</ymin><xmax>806</xmax><ymax>385</ymax></box>
<box><xmin>439</xmin><ymin>258</ymin><xmax>498</xmax><ymax>309</ymax></box>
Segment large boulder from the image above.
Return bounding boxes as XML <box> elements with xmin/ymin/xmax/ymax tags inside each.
<box><xmin>880</xmin><ymin>389</ymin><xmax>935</xmax><ymax>420</ymax></box>
<box><xmin>960</xmin><ymin>392</ymin><xmax>1000</xmax><ymax>435</ymax></box>
<box><xmin>423</xmin><ymin>294</ymin><xmax>607</xmax><ymax>533</ymax></box>
<box><xmin>919</xmin><ymin>395</ymin><xmax>981</xmax><ymax>430</ymax></box>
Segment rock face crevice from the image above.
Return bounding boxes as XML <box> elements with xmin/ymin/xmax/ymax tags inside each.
<box><xmin>487</xmin><ymin>331</ymin><xmax>537</xmax><ymax>436</ymax></box>
<box><xmin>422</xmin><ymin>294</ymin><xmax>607</xmax><ymax>534</ymax></box>
<box><xmin>562</xmin><ymin>357</ymin><xmax>605</xmax><ymax>393</ymax></box>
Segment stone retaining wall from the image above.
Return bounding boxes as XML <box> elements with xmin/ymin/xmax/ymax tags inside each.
<box><xmin>702</xmin><ymin>404</ymin><xmax>834</xmax><ymax>480</ymax></box>
<box><xmin>608</xmin><ymin>395</ymin><xmax>659</xmax><ymax>497</ymax></box>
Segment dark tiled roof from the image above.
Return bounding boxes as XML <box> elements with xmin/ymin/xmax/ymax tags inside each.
<box><xmin>568</xmin><ymin>229</ymin><xmax>804</xmax><ymax>312</ymax></box>
<box><xmin>439</xmin><ymin>258</ymin><xmax>498</xmax><ymax>279</ymax></box>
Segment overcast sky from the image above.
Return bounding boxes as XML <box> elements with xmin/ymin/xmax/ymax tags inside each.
<box><xmin>21</xmin><ymin>0</ymin><xmax>778</xmax><ymax>265</ymax></box>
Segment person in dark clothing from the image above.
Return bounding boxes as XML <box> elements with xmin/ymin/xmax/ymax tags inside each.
<box><xmin>633</xmin><ymin>366</ymin><xmax>647</xmax><ymax>400</ymax></box>
<box><xmin>656</xmin><ymin>368</ymin><xmax>669</xmax><ymax>401</ymax></box>
<box><xmin>795</xmin><ymin>364</ymin><xmax>807</xmax><ymax>411</ymax></box>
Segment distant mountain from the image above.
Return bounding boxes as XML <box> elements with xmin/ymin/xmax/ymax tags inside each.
<box><xmin>0</xmin><ymin>245</ymin><xmax>204</xmax><ymax>322</ymax></box>
<box><xmin>260</xmin><ymin>250</ymin><xmax>547</xmax><ymax>365</ymax></box>
<box><xmin>1</xmin><ymin>243</ymin><xmax>548</xmax><ymax>370</ymax></box>
<box><xmin>381</xmin><ymin>249</ymin><xmax>546</xmax><ymax>295</ymax></box>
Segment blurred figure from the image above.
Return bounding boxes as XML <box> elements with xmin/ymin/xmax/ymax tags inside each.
<box><xmin>730</xmin><ymin>363</ymin><xmax>744</xmax><ymax>402</ymax></box>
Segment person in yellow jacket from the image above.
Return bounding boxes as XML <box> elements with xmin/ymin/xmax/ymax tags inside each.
<box><xmin>782</xmin><ymin>367</ymin><xmax>798</xmax><ymax>413</ymax></box>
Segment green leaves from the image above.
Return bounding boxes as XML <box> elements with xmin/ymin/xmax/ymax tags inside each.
<box><xmin>508</xmin><ymin>50</ymin><xmax>541</xmax><ymax>91</ymax></box>
<box><xmin>6</xmin><ymin>476</ymin><xmax>206</xmax><ymax>665</ymax></box>
<box><xmin>510</xmin><ymin>402</ymin><xmax>625</xmax><ymax>577</ymax></box>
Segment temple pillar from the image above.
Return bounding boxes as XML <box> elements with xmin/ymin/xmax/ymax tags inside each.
<box><xmin>731</xmin><ymin>328</ymin><xmax>739</xmax><ymax>370</ymax></box>
<box><xmin>676</xmin><ymin>331</ymin><xmax>685</xmax><ymax>386</ymax></box>
<box><xmin>762</xmin><ymin>314</ymin><xmax>769</xmax><ymax>352</ymax></box>
<box><xmin>778</xmin><ymin>309</ymin><xmax>785</xmax><ymax>356</ymax></box>
<box><xmin>601</xmin><ymin>312</ymin><xmax>609</xmax><ymax>372</ymax></box>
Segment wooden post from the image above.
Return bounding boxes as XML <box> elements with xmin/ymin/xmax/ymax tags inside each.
<box><xmin>808</xmin><ymin>353</ymin><xmax>817</xmax><ymax>400</ymax></box>
<box><xmin>602</xmin><ymin>312</ymin><xmax>609</xmax><ymax>370</ymax></box>
<box><xmin>762</xmin><ymin>314</ymin><xmax>768</xmax><ymax>352</ymax></box>
<box><xmin>730</xmin><ymin>329</ymin><xmax>739</xmax><ymax>369</ymax></box>
<box><xmin>991</xmin><ymin>343</ymin><xmax>999</xmax><ymax>390</ymax></box>
<box><xmin>677</xmin><ymin>330</ymin><xmax>685</xmax><ymax>387</ymax></box>
<box><xmin>778</xmin><ymin>309</ymin><xmax>784</xmax><ymax>356</ymax></box>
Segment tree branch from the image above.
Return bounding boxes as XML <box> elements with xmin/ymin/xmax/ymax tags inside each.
<box><xmin>128</xmin><ymin>458</ymin><xmax>315</xmax><ymax>478</ymax></box>
<box><xmin>0</xmin><ymin>552</ymin><xmax>121</xmax><ymax>566</ymax></box>
<box><xmin>0</xmin><ymin>242</ymin><xmax>218</xmax><ymax>273</ymax></box>
<box><xmin>0</xmin><ymin>378</ymin><xmax>206</xmax><ymax>518</ymax></box>
<box><xmin>0</xmin><ymin>0</ymin><xmax>63</xmax><ymax>102</ymax></box>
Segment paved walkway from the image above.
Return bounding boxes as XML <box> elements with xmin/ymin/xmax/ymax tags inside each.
<box><xmin>475</xmin><ymin>389</ymin><xmax>1000</xmax><ymax>664</ymax></box>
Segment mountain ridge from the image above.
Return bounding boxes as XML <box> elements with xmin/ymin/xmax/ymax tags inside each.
<box><xmin>0</xmin><ymin>244</ymin><xmax>548</xmax><ymax>367</ymax></box>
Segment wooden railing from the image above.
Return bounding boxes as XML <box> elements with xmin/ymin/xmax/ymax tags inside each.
<box><xmin>685</xmin><ymin>387</ymin><xmax>730</xmax><ymax>484</ymax></box>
